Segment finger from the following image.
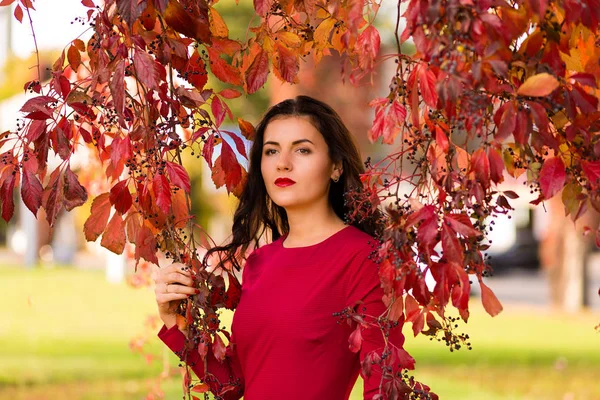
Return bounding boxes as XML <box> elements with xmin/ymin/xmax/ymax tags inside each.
<box><xmin>166</xmin><ymin>283</ymin><xmax>198</xmax><ymax>296</ymax></box>
<box><xmin>167</xmin><ymin>272</ymin><xmax>194</xmax><ymax>287</ymax></box>
<box><xmin>156</xmin><ymin>292</ymin><xmax>190</xmax><ymax>304</ymax></box>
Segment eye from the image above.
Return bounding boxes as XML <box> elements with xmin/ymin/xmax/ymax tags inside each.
<box><xmin>297</xmin><ymin>148</ymin><xmax>311</xmax><ymax>154</ymax></box>
<box><xmin>264</xmin><ymin>148</ymin><xmax>276</xmax><ymax>155</ymax></box>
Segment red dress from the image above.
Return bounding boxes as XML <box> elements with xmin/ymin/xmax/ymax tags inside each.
<box><xmin>158</xmin><ymin>225</ymin><xmax>405</xmax><ymax>399</ymax></box>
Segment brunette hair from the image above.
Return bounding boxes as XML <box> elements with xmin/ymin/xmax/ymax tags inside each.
<box><xmin>203</xmin><ymin>95</ymin><xmax>385</xmax><ymax>272</ymax></box>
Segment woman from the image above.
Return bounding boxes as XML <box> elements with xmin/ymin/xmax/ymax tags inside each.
<box><xmin>154</xmin><ymin>95</ymin><xmax>402</xmax><ymax>400</ymax></box>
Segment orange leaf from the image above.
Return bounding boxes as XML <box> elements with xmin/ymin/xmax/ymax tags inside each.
<box><xmin>67</xmin><ymin>45</ymin><xmax>81</xmax><ymax>71</ymax></box>
<box><xmin>207</xmin><ymin>47</ymin><xmax>243</xmax><ymax>86</ymax></box>
<box><xmin>209</xmin><ymin>7</ymin><xmax>228</xmax><ymax>38</ymax></box>
<box><xmin>479</xmin><ymin>278</ymin><xmax>503</xmax><ymax>317</ymax></box>
<box><xmin>100</xmin><ymin>212</ymin><xmax>126</xmax><ymax>254</ymax></box>
<box><xmin>84</xmin><ymin>193</ymin><xmax>111</xmax><ymax>241</ymax></box>
<box><xmin>313</xmin><ymin>18</ymin><xmax>336</xmax><ymax>49</ymax></box>
<box><xmin>238</xmin><ymin>118</ymin><xmax>255</xmax><ymax>140</ymax></box>
<box><xmin>517</xmin><ymin>73</ymin><xmax>559</xmax><ymax>97</ymax></box>
<box><xmin>192</xmin><ymin>384</ymin><xmax>209</xmax><ymax>393</ymax></box>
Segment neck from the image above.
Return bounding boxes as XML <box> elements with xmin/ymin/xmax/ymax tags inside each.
<box><xmin>283</xmin><ymin>200</ymin><xmax>346</xmax><ymax>246</ymax></box>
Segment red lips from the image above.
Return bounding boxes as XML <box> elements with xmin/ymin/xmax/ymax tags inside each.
<box><xmin>274</xmin><ymin>177</ymin><xmax>296</xmax><ymax>187</ymax></box>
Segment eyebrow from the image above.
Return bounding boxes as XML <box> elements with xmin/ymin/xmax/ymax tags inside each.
<box><xmin>263</xmin><ymin>139</ymin><xmax>315</xmax><ymax>146</ymax></box>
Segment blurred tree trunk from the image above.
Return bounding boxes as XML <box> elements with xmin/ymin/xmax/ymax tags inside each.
<box><xmin>539</xmin><ymin>195</ymin><xmax>597</xmax><ymax>311</ymax></box>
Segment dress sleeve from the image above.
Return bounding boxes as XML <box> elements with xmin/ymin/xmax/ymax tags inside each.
<box><xmin>345</xmin><ymin>248</ymin><xmax>407</xmax><ymax>400</ymax></box>
<box><xmin>158</xmin><ymin>323</ymin><xmax>244</xmax><ymax>400</ymax></box>
<box><xmin>157</xmin><ymin>251</ymin><xmax>257</xmax><ymax>400</ymax></box>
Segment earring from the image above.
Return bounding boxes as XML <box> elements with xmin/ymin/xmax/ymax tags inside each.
<box><xmin>332</xmin><ymin>176</ymin><xmax>339</xmax><ymax>183</ymax></box>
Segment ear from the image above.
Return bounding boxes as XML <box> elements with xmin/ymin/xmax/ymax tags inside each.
<box><xmin>331</xmin><ymin>161</ymin><xmax>343</xmax><ymax>178</ymax></box>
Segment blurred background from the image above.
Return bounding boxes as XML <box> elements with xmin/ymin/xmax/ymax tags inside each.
<box><xmin>1</xmin><ymin>2</ymin><xmax>598</xmax><ymax>400</ymax></box>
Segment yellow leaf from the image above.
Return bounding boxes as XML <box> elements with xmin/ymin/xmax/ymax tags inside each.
<box><xmin>560</xmin><ymin>49</ymin><xmax>583</xmax><ymax>72</ymax></box>
<box><xmin>277</xmin><ymin>31</ymin><xmax>302</xmax><ymax>48</ymax></box>
<box><xmin>313</xmin><ymin>18</ymin><xmax>337</xmax><ymax>50</ymax></box>
<box><xmin>517</xmin><ymin>73</ymin><xmax>560</xmax><ymax>97</ymax></box>
<box><xmin>263</xmin><ymin>36</ymin><xmax>274</xmax><ymax>53</ymax></box>
<box><xmin>209</xmin><ymin>7</ymin><xmax>228</xmax><ymax>38</ymax></box>
<box><xmin>316</xmin><ymin>8</ymin><xmax>329</xmax><ymax>19</ymax></box>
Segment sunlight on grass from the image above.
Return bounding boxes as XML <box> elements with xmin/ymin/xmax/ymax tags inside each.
<box><xmin>1</xmin><ymin>265</ymin><xmax>597</xmax><ymax>400</ymax></box>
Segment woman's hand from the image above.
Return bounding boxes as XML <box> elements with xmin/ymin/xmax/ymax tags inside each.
<box><xmin>154</xmin><ymin>262</ymin><xmax>198</xmax><ymax>329</ymax></box>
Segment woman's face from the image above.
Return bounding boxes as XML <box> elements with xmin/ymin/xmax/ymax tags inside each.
<box><xmin>260</xmin><ymin>116</ymin><xmax>342</xmax><ymax>211</ymax></box>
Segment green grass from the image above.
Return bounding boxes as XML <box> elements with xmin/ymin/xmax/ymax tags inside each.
<box><xmin>0</xmin><ymin>265</ymin><xmax>598</xmax><ymax>400</ymax></box>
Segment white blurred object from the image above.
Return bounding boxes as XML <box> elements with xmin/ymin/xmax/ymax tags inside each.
<box><xmin>106</xmin><ymin>250</ymin><xmax>126</xmax><ymax>284</ymax></box>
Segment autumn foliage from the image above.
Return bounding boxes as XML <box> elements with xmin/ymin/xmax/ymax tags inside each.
<box><xmin>1</xmin><ymin>0</ymin><xmax>600</xmax><ymax>398</ymax></box>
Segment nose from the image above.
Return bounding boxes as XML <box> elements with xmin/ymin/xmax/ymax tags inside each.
<box><xmin>276</xmin><ymin>150</ymin><xmax>292</xmax><ymax>171</ymax></box>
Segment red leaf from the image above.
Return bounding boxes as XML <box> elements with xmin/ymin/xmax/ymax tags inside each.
<box><xmin>101</xmin><ymin>212</ymin><xmax>126</xmax><ymax>254</ymax></box>
<box><xmin>203</xmin><ymin>133</ymin><xmax>215</xmax><ymax>168</ymax></box>
<box><xmin>220</xmin><ymin>141</ymin><xmax>242</xmax><ymax>194</ymax></box>
<box><xmin>41</xmin><ymin>169</ymin><xmax>63</xmax><ymax>226</ymax></box>
<box><xmin>20</xmin><ymin>96</ymin><xmax>56</xmax><ymax>113</ymax></box>
<box><xmin>245</xmin><ymin>49</ymin><xmax>269</xmax><ymax>94</ymax></box>
<box><xmin>356</xmin><ymin>25</ymin><xmax>380</xmax><ymax>72</ymax></box>
<box><xmin>253</xmin><ymin>0</ymin><xmax>272</xmax><ymax>16</ymax></box>
<box><xmin>471</xmin><ymin>148</ymin><xmax>490</xmax><ymax>190</ymax></box>
<box><xmin>488</xmin><ymin>148</ymin><xmax>505</xmax><ymax>184</ymax></box>
<box><xmin>518</xmin><ymin>73</ymin><xmax>559</xmax><ymax>97</ymax></box>
<box><xmin>388</xmin><ymin>296</ymin><xmax>404</xmax><ymax>322</ymax></box>
<box><xmin>444</xmin><ymin>213</ymin><xmax>481</xmax><ymax>238</ymax></box>
<box><xmin>153</xmin><ymin>174</ymin><xmax>172</xmax><ymax>214</ymax></box>
<box><xmin>219</xmin><ymin>88</ymin><xmax>241</xmax><ymax>99</ymax></box>
<box><xmin>134</xmin><ymin>50</ymin><xmax>158</xmax><ymax>89</ymax></box>
<box><xmin>348</xmin><ymin>325</ymin><xmax>363</xmax><ymax>352</ymax></box>
<box><xmin>222</xmin><ymin>131</ymin><xmax>248</xmax><ymax>159</ymax></box>
<box><xmin>513</xmin><ymin>110</ymin><xmax>531</xmax><ymax>145</ymax></box>
<box><xmin>14</xmin><ymin>4</ymin><xmax>23</xmax><ymax>23</ymax></box>
<box><xmin>450</xmin><ymin>263</ymin><xmax>470</xmax><ymax>311</ymax></box>
<box><xmin>479</xmin><ymin>278</ymin><xmax>503</xmax><ymax>317</ymax></box>
<box><xmin>582</xmin><ymin>161</ymin><xmax>600</xmax><ymax>187</ymax></box>
<box><xmin>495</xmin><ymin>102</ymin><xmax>516</xmax><ymax>142</ymax></box>
<box><xmin>135</xmin><ymin>225</ymin><xmax>159</xmax><ymax>265</ymax></box>
<box><xmin>116</xmin><ymin>0</ymin><xmax>145</xmax><ymax>27</ymax></box>
<box><xmin>164</xmin><ymin>0</ymin><xmax>211</xmax><ymax>43</ymax></box>
<box><xmin>81</xmin><ymin>0</ymin><xmax>95</xmax><ymax>7</ymax></box>
<box><xmin>109</xmin><ymin>180</ymin><xmax>133</xmax><ymax>214</ymax></box>
<box><xmin>539</xmin><ymin>156</ymin><xmax>566</xmax><ymax>199</ymax></box>
<box><xmin>211</xmin><ymin>96</ymin><xmax>226</xmax><ymax>127</ymax></box>
<box><xmin>165</xmin><ymin>161</ymin><xmax>191</xmax><ymax>193</ymax></box>
<box><xmin>212</xmin><ymin>333</ymin><xmax>227</xmax><ymax>361</ymax></box>
<box><xmin>21</xmin><ymin>169</ymin><xmax>43</xmax><ymax>216</ymax></box>
<box><xmin>63</xmin><ymin>168</ymin><xmax>88</xmax><ymax>211</ymax></box>
<box><xmin>109</xmin><ymin>60</ymin><xmax>126</xmax><ymax>126</ymax></box>
<box><xmin>393</xmin><ymin>346</ymin><xmax>416</xmax><ymax>370</ymax></box>
<box><xmin>275</xmin><ymin>43</ymin><xmax>298</xmax><ymax>84</ymax></box>
<box><xmin>441</xmin><ymin>224</ymin><xmax>464</xmax><ymax>265</ymax></box>
<box><xmin>84</xmin><ymin>193</ymin><xmax>111</xmax><ymax>241</ymax></box>
<box><xmin>207</xmin><ymin>47</ymin><xmax>243</xmax><ymax>86</ymax></box>
<box><xmin>1</xmin><ymin>173</ymin><xmax>16</xmax><ymax>222</ymax></box>
<box><xmin>435</xmin><ymin>126</ymin><xmax>449</xmax><ymax>153</ymax></box>
<box><xmin>182</xmin><ymin>51</ymin><xmax>208</xmax><ymax>90</ymax></box>
<box><xmin>224</xmin><ymin>273</ymin><xmax>242</xmax><ymax>309</ymax></box>
<box><xmin>417</xmin><ymin>64</ymin><xmax>438</xmax><ymax>108</ymax></box>
<box><xmin>431</xmin><ymin>262</ymin><xmax>450</xmax><ymax>307</ymax></box>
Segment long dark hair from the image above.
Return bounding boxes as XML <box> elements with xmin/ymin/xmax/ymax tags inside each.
<box><xmin>203</xmin><ymin>95</ymin><xmax>385</xmax><ymax>272</ymax></box>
